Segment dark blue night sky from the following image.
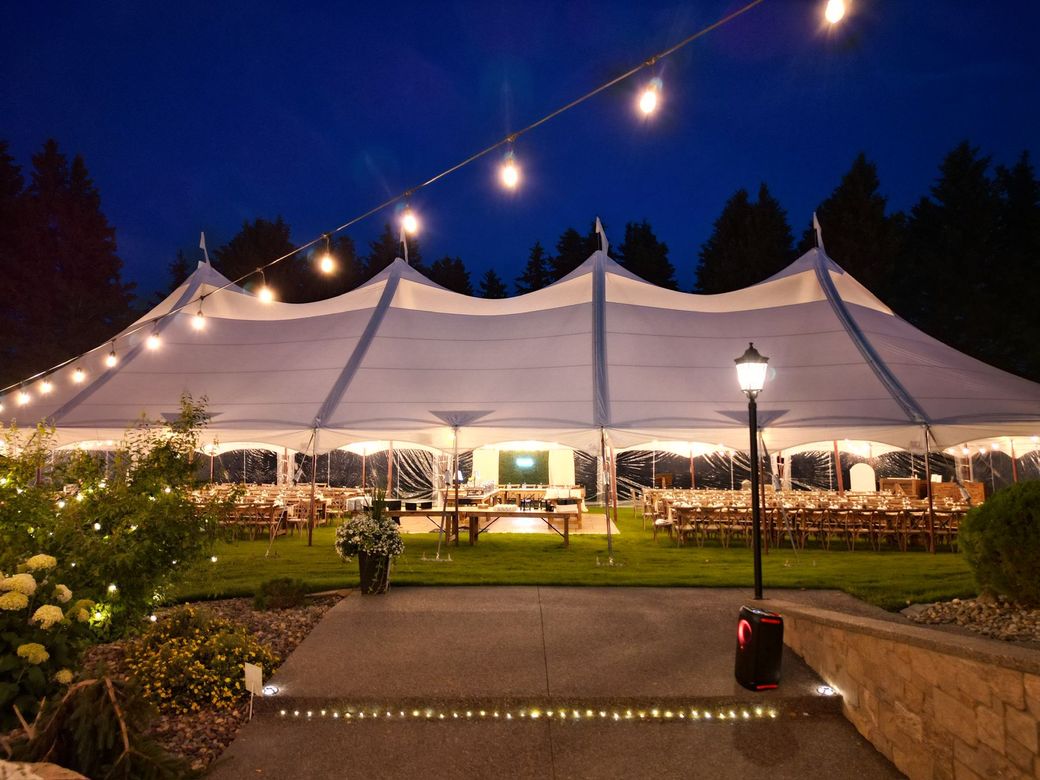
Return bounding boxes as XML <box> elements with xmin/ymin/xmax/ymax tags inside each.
<box><xmin>4</xmin><ymin>1</ymin><xmax>1038</xmax><ymax>295</ymax></box>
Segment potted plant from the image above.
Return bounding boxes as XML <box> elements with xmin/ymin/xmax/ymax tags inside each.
<box><xmin>334</xmin><ymin>493</ymin><xmax>404</xmax><ymax>595</ymax></box>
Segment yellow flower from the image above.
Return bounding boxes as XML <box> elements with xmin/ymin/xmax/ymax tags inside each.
<box><xmin>0</xmin><ymin>591</ymin><xmax>28</xmax><ymax>611</ymax></box>
<box><xmin>31</xmin><ymin>604</ymin><xmax>65</xmax><ymax>630</ymax></box>
<box><xmin>24</xmin><ymin>554</ymin><xmax>58</xmax><ymax>572</ymax></box>
<box><xmin>1</xmin><ymin>573</ymin><xmax>37</xmax><ymax>596</ymax></box>
<box><xmin>17</xmin><ymin>643</ymin><xmax>49</xmax><ymax>665</ymax></box>
<box><xmin>76</xmin><ymin>609</ymin><xmax>89</xmax><ymax>622</ymax></box>
<box><xmin>54</xmin><ymin>584</ymin><xmax>72</xmax><ymax>603</ymax></box>
<box><xmin>55</xmin><ymin>669</ymin><xmax>74</xmax><ymax>684</ymax></box>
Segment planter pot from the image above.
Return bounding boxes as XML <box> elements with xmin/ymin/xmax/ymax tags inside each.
<box><xmin>358</xmin><ymin>551</ymin><xmax>391</xmax><ymax>595</ymax></box>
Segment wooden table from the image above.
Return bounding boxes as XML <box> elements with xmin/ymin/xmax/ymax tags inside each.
<box><xmin>391</xmin><ymin>506</ymin><xmax>582</xmax><ymax>547</ymax></box>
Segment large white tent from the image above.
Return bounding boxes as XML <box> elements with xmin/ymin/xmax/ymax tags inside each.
<box><xmin>7</xmin><ymin>238</ymin><xmax>1040</xmax><ymax>456</ymax></box>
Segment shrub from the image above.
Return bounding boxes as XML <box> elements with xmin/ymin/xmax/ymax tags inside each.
<box><xmin>124</xmin><ymin>606</ymin><xmax>277</xmax><ymax>714</ymax></box>
<box><xmin>959</xmin><ymin>481</ymin><xmax>1040</xmax><ymax>606</ymax></box>
<box><xmin>254</xmin><ymin>577</ymin><xmax>309</xmax><ymax>610</ymax></box>
<box><xmin>334</xmin><ymin>493</ymin><xmax>404</xmax><ymax>561</ymax></box>
<box><xmin>0</xmin><ymin>395</ymin><xmax>234</xmax><ymax>637</ymax></box>
<box><xmin>9</xmin><ymin>676</ymin><xmax>188</xmax><ymax>780</ymax></box>
<box><xmin>0</xmin><ymin>553</ymin><xmax>94</xmax><ymax>732</ymax></box>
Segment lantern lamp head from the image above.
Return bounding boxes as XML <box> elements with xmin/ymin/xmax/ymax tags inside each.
<box><xmin>734</xmin><ymin>342</ymin><xmax>769</xmax><ymax>399</ymax></box>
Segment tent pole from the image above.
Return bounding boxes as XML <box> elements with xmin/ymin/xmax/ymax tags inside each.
<box><xmin>362</xmin><ymin>452</ymin><xmax>366</xmax><ymax>489</ymax></box>
<box><xmin>923</xmin><ymin>427</ymin><xmax>936</xmax><ymax>554</ymax></box>
<box><xmin>832</xmin><ymin>440</ymin><xmax>845</xmax><ymax>495</ymax></box>
<box><xmin>689</xmin><ymin>448</ymin><xmax>695</xmax><ymax>490</ymax></box>
<box><xmin>308</xmin><ymin>430</ymin><xmax>318</xmax><ymax>547</ymax></box>
<box><xmin>609</xmin><ymin>441</ymin><xmax>619</xmax><ymax>541</ymax></box>
<box><xmin>453</xmin><ymin>427</ymin><xmax>460</xmax><ymax>547</ymax></box>
<box><xmin>386</xmin><ymin>440</ymin><xmax>394</xmax><ymax>497</ymax></box>
<box><xmin>600</xmin><ymin>428</ymin><xmax>613</xmax><ymax>558</ymax></box>
<box><xmin>1011</xmin><ymin>439</ymin><xmax>1018</xmax><ymax>483</ymax></box>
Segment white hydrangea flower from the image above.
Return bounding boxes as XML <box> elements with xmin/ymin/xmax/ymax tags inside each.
<box><xmin>1</xmin><ymin>573</ymin><xmax>37</xmax><ymax>596</ymax></box>
<box><xmin>31</xmin><ymin>604</ymin><xmax>65</xmax><ymax>630</ymax></box>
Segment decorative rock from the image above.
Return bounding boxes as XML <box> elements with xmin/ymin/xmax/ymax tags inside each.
<box><xmin>906</xmin><ymin>598</ymin><xmax>1040</xmax><ymax>645</ymax></box>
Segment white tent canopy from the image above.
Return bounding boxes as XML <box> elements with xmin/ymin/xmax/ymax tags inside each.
<box><xmin>8</xmin><ymin>243</ymin><xmax>1040</xmax><ymax>454</ymax></box>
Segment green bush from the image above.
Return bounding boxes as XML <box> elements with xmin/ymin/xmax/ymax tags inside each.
<box><xmin>0</xmin><ymin>553</ymin><xmax>95</xmax><ymax>731</ymax></box>
<box><xmin>124</xmin><ymin>606</ymin><xmax>277</xmax><ymax>714</ymax></box>
<box><xmin>0</xmin><ymin>395</ymin><xmax>234</xmax><ymax>638</ymax></box>
<box><xmin>254</xmin><ymin>577</ymin><xmax>309</xmax><ymax>610</ymax></box>
<box><xmin>959</xmin><ymin>481</ymin><xmax>1040</xmax><ymax>605</ymax></box>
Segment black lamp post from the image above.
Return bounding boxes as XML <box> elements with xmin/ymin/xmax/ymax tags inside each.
<box><xmin>735</xmin><ymin>342</ymin><xmax>769</xmax><ymax>600</ymax></box>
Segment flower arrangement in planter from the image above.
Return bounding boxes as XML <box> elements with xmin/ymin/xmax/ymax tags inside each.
<box><xmin>334</xmin><ymin>493</ymin><xmax>404</xmax><ymax>595</ymax></box>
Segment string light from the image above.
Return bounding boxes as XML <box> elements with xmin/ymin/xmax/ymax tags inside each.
<box><xmin>146</xmin><ymin>330</ymin><xmax>161</xmax><ymax>350</ymax></box>
<box><xmin>72</xmin><ymin>366</ymin><xmax>86</xmax><ymax>384</ymax></box>
<box><xmin>256</xmin><ymin>269</ymin><xmax>275</xmax><ymax>303</ymax></box>
<box><xmin>401</xmin><ymin>207</ymin><xmax>420</xmax><ymax>236</ymax></box>
<box><xmin>273</xmin><ymin>704</ymin><xmax>784</xmax><ymax>722</ymax></box>
<box><xmin>317</xmin><ymin>234</ymin><xmax>335</xmax><ymax>275</ymax></box>
<box><xmin>824</xmin><ymin>0</ymin><xmax>846</xmax><ymax>24</ymax></box>
<box><xmin>0</xmin><ymin>0</ymin><xmax>769</xmax><ymax>398</ymax></box>
<box><xmin>193</xmin><ymin>298</ymin><xmax>206</xmax><ymax>331</ymax></box>
<box><xmin>40</xmin><ymin>379</ymin><xmax>54</xmax><ymax>395</ymax></box>
<box><xmin>499</xmin><ymin>149</ymin><xmax>520</xmax><ymax>190</ymax></box>
<box><xmin>638</xmin><ymin>77</ymin><xmax>663</xmax><ymax>116</ymax></box>
<box><xmin>17</xmin><ymin>389</ymin><xmax>30</xmax><ymax>406</ymax></box>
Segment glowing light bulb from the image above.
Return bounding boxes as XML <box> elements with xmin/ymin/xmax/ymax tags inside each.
<box><xmin>961</xmin><ymin>447</ymin><xmax>970</xmax><ymax>456</ymax></box>
<box><xmin>192</xmin><ymin>310</ymin><xmax>206</xmax><ymax>330</ymax></box>
<box><xmin>638</xmin><ymin>78</ymin><xmax>662</xmax><ymax>116</ymax></box>
<box><xmin>146</xmin><ymin>333</ymin><xmax>161</xmax><ymax>350</ymax></box>
<box><xmin>107</xmin><ymin>583</ymin><xmax>118</xmax><ymax>593</ymax></box>
<box><xmin>990</xmin><ymin>442</ymin><xmax>999</xmax><ymax>451</ymax></box>
<box><xmin>106</xmin><ymin>350</ymin><xmax>118</xmax><ymax>367</ymax></box>
<box><xmin>72</xmin><ymin>366</ymin><xmax>86</xmax><ymax>383</ymax></box>
<box><xmin>257</xmin><ymin>285</ymin><xmax>275</xmax><ymax>303</ymax></box>
<box><xmin>17</xmin><ymin>391</ymin><xmax>30</xmax><ymax>406</ymax></box>
<box><xmin>499</xmin><ymin>152</ymin><xmax>520</xmax><ymax>189</ymax></box>
<box><xmin>824</xmin><ymin>0</ymin><xmax>846</xmax><ymax>24</ymax></box>
<box><xmin>40</xmin><ymin>380</ymin><xmax>53</xmax><ymax>394</ymax></box>
<box><xmin>1032</xmin><ymin>435</ymin><xmax>1039</xmax><ymax>444</ymax></box>
<box><xmin>318</xmin><ymin>253</ymin><xmax>335</xmax><ymax>274</ymax></box>
<box><xmin>401</xmin><ymin>209</ymin><xmax>419</xmax><ymax>235</ymax></box>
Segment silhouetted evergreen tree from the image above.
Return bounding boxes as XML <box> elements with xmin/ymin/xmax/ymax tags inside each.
<box><xmin>426</xmin><ymin>256</ymin><xmax>472</xmax><ymax>295</ymax></box>
<box><xmin>515</xmin><ymin>241</ymin><xmax>552</xmax><ymax>294</ymax></box>
<box><xmin>898</xmin><ymin>142</ymin><xmax>1001</xmax><ymax>356</ymax></box>
<box><xmin>696</xmin><ymin>183</ymin><xmax>794</xmax><ymax>292</ymax></box>
<box><xmin>551</xmin><ymin>227</ymin><xmax>587</xmax><ymax>282</ymax></box>
<box><xmin>1</xmin><ymin>140</ymin><xmax>135</xmax><ymax>386</ymax></box>
<box><xmin>617</xmin><ymin>220</ymin><xmax>676</xmax><ymax>288</ymax></box>
<box><xmin>364</xmin><ymin>223</ymin><xmax>421</xmax><ymax>280</ymax></box>
<box><xmin>0</xmin><ymin>142</ymin><xmax>25</xmax><ymax>384</ymax></box>
<box><xmin>148</xmin><ymin>249</ymin><xmax>195</xmax><ymax>305</ymax></box>
<box><xmin>214</xmin><ymin>216</ymin><xmax>305</xmax><ymax>300</ymax></box>
<box><xmin>796</xmin><ymin>153</ymin><xmax>905</xmax><ymax>303</ymax></box>
<box><xmin>297</xmin><ymin>234</ymin><xmax>364</xmax><ymax>300</ymax></box>
<box><xmin>478</xmin><ymin>268</ymin><xmax>508</xmax><ymax>298</ymax></box>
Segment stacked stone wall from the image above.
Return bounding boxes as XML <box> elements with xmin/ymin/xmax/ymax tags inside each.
<box><xmin>776</xmin><ymin>602</ymin><xmax>1040</xmax><ymax>779</ymax></box>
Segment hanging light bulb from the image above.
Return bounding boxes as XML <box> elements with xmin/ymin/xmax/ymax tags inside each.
<box><xmin>256</xmin><ymin>269</ymin><xmax>275</xmax><ymax>303</ymax></box>
<box><xmin>638</xmin><ymin>77</ymin><xmax>662</xmax><ymax>116</ymax></box>
<box><xmin>72</xmin><ymin>366</ymin><xmax>86</xmax><ymax>384</ymax></box>
<box><xmin>499</xmin><ymin>149</ymin><xmax>520</xmax><ymax>190</ymax></box>
<box><xmin>824</xmin><ymin>0</ymin><xmax>847</xmax><ymax>24</ymax></box>
<box><xmin>401</xmin><ymin>208</ymin><xmax>419</xmax><ymax>236</ymax></box>
<box><xmin>192</xmin><ymin>298</ymin><xmax>206</xmax><ymax>331</ymax></box>
<box><xmin>17</xmin><ymin>389</ymin><xmax>30</xmax><ymax>406</ymax></box>
<box><xmin>961</xmin><ymin>446</ymin><xmax>970</xmax><ymax>456</ymax></box>
<box><xmin>146</xmin><ymin>330</ymin><xmax>161</xmax><ymax>350</ymax></box>
<box><xmin>40</xmin><ymin>379</ymin><xmax>54</xmax><ymax>394</ymax></box>
<box><xmin>105</xmin><ymin>344</ymin><xmax>118</xmax><ymax>368</ymax></box>
<box><xmin>317</xmin><ymin>233</ymin><xmax>335</xmax><ymax>274</ymax></box>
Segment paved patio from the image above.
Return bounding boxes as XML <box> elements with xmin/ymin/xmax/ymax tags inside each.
<box><xmin>208</xmin><ymin>587</ymin><xmax>901</xmax><ymax>778</ymax></box>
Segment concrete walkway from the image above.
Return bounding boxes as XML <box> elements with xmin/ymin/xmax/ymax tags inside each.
<box><xmin>209</xmin><ymin>587</ymin><xmax>901</xmax><ymax>779</ymax></box>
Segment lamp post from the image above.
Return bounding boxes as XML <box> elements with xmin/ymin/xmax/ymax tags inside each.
<box><xmin>735</xmin><ymin>342</ymin><xmax>769</xmax><ymax>600</ymax></box>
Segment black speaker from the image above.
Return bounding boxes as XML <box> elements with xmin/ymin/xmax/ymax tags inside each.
<box><xmin>734</xmin><ymin>605</ymin><xmax>784</xmax><ymax>691</ymax></box>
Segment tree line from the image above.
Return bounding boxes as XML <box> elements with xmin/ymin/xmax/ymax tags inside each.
<box><xmin>1</xmin><ymin>139</ymin><xmax>1038</xmax><ymax>388</ymax></box>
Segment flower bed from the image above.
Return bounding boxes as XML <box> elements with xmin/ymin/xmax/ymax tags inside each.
<box><xmin>82</xmin><ymin>594</ymin><xmax>340</xmax><ymax>773</ymax></box>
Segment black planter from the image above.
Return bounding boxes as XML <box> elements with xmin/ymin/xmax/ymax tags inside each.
<box><xmin>358</xmin><ymin>551</ymin><xmax>391</xmax><ymax>595</ymax></box>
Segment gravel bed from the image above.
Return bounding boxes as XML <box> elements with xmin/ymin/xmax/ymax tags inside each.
<box><xmin>81</xmin><ymin>594</ymin><xmax>341</xmax><ymax>773</ymax></box>
<box><xmin>907</xmin><ymin>594</ymin><xmax>1040</xmax><ymax>646</ymax></box>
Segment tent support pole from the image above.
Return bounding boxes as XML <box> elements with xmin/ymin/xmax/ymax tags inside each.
<box><xmin>1011</xmin><ymin>440</ymin><xmax>1018</xmax><ymax>483</ymax></box>
<box><xmin>361</xmin><ymin>452</ymin><xmax>366</xmax><ymax>489</ymax></box>
<box><xmin>689</xmin><ymin>450</ymin><xmax>695</xmax><ymax>490</ymax></box>
<box><xmin>923</xmin><ymin>427</ymin><xmax>936</xmax><ymax>554</ymax></box>
<box><xmin>832</xmin><ymin>440</ymin><xmax>845</xmax><ymax>495</ymax></box>
<box><xmin>386</xmin><ymin>440</ymin><xmax>394</xmax><ymax>497</ymax></box>
<box><xmin>308</xmin><ymin>429</ymin><xmax>318</xmax><ymax>548</ymax></box>
<box><xmin>453</xmin><ymin>427</ymin><xmax>460</xmax><ymax>547</ymax></box>
<box><xmin>600</xmin><ymin>428</ymin><xmax>613</xmax><ymax>559</ymax></box>
<box><xmin>609</xmin><ymin>441</ymin><xmax>619</xmax><ymax>542</ymax></box>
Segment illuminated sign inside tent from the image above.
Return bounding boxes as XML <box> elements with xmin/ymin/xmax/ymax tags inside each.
<box><xmin>515</xmin><ymin>456</ymin><xmax>535</xmax><ymax>469</ymax></box>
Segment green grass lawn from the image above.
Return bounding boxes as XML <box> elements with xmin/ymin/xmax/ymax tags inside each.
<box><xmin>175</xmin><ymin>507</ymin><xmax>977</xmax><ymax>611</ymax></box>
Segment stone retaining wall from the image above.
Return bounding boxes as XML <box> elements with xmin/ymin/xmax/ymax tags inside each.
<box><xmin>774</xmin><ymin>601</ymin><xmax>1040</xmax><ymax>779</ymax></box>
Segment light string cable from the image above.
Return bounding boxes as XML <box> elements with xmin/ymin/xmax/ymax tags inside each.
<box><xmin>1</xmin><ymin>0</ymin><xmax>766</xmax><ymax>396</ymax></box>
